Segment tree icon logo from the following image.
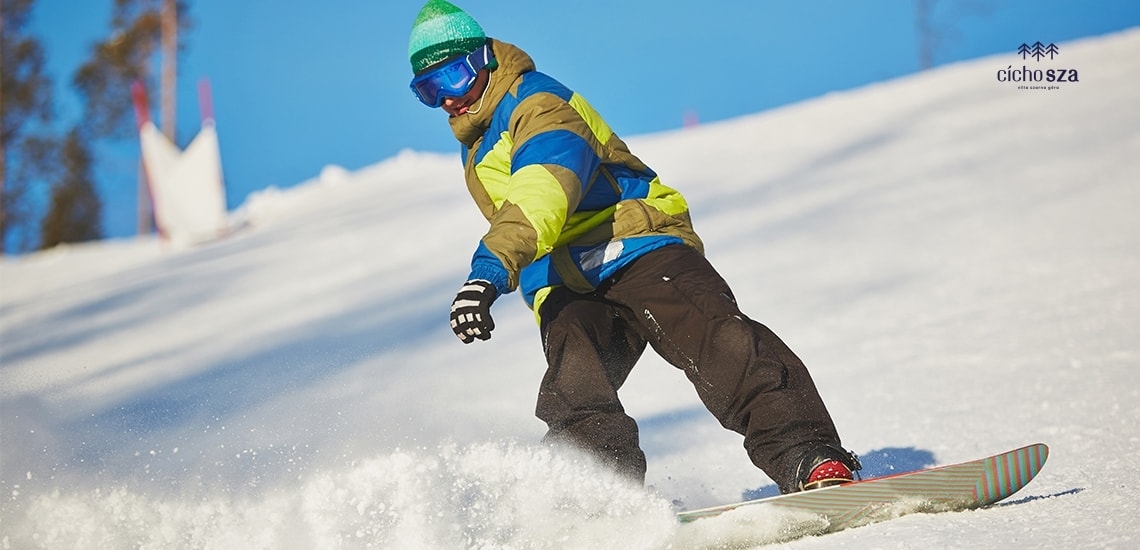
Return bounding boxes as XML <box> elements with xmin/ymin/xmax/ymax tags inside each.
<box><xmin>998</xmin><ymin>41</ymin><xmax>1078</xmax><ymax>89</ymax></box>
<box><xmin>1018</xmin><ymin>42</ymin><xmax>1060</xmax><ymax>61</ymax></box>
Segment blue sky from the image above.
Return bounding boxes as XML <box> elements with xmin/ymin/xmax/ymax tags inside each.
<box><xmin>26</xmin><ymin>1</ymin><xmax>1140</xmax><ymax>241</ymax></box>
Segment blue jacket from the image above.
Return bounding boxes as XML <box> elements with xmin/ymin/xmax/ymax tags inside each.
<box><xmin>447</xmin><ymin>40</ymin><xmax>704</xmax><ymax>317</ymax></box>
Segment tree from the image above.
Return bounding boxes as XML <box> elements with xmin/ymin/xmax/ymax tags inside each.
<box><xmin>1</xmin><ymin>0</ymin><xmax>57</xmax><ymax>253</ymax></box>
<box><xmin>72</xmin><ymin>0</ymin><xmax>191</xmax><ymax>234</ymax></box>
<box><xmin>40</xmin><ymin>128</ymin><xmax>102</xmax><ymax>248</ymax></box>
<box><xmin>915</xmin><ymin>0</ymin><xmax>937</xmax><ymax>70</ymax></box>
<box><xmin>915</xmin><ymin>0</ymin><xmax>993</xmax><ymax>70</ymax></box>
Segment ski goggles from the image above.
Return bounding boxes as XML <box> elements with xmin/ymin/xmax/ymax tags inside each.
<box><xmin>410</xmin><ymin>44</ymin><xmax>493</xmax><ymax>108</ymax></box>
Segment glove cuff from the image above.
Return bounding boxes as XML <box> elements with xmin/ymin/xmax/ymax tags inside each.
<box><xmin>464</xmin><ymin>279</ymin><xmax>498</xmax><ymax>301</ymax></box>
<box><xmin>467</xmin><ymin>262</ymin><xmax>510</xmax><ymax>298</ymax></box>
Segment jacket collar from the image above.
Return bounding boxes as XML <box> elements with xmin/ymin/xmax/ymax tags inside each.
<box><xmin>448</xmin><ymin>39</ymin><xmax>536</xmax><ymax>147</ymax></box>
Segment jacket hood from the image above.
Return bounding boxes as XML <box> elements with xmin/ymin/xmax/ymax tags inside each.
<box><xmin>448</xmin><ymin>39</ymin><xmax>535</xmax><ymax>147</ymax></box>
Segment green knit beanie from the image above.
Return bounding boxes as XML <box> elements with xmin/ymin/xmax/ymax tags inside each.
<box><xmin>408</xmin><ymin>0</ymin><xmax>486</xmax><ymax>75</ymax></box>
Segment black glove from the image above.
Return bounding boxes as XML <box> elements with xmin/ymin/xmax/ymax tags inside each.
<box><xmin>450</xmin><ymin>279</ymin><xmax>497</xmax><ymax>343</ymax></box>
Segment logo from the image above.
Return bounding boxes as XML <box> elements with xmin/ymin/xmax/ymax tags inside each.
<box><xmin>996</xmin><ymin>42</ymin><xmax>1079</xmax><ymax>91</ymax></box>
<box><xmin>1018</xmin><ymin>42</ymin><xmax>1060</xmax><ymax>61</ymax></box>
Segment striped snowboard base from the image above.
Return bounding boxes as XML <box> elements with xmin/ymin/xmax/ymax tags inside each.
<box><xmin>677</xmin><ymin>443</ymin><xmax>1049</xmax><ymax>532</ymax></box>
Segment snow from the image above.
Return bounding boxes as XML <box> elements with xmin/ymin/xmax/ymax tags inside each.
<box><xmin>2</xmin><ymin>28</ymin><xmax>1139</xmax><ymax>549</ymax></box>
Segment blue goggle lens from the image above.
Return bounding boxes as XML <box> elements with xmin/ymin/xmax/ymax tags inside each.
<box><xmin>410</xmin><ymin>44</ymin><xmax>491</xmax><ymax>108</ymax></box>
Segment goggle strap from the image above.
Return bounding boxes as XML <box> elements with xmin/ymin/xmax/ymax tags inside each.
<box><xmin>469</xmin><ymin>43</ymin><xmax>491</xmax><ymax>72</ymax></box>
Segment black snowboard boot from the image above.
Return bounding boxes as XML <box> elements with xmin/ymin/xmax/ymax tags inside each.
<box><xmin>794</xmin><ymin>444</ymin><xmax>862</xmax><ymax>492</ymax></box>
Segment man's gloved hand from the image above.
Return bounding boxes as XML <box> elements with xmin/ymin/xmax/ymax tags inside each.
<box><xmin>450</xmin><ymin>279</ymin><xmax>497</xmax><ymax>343</ymax></box>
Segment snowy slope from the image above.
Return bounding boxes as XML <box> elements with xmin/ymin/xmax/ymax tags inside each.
<box><xmin>2</xmin><ymin>29</ymin><xmax>1138</xmax><ymax>549</ymax></box>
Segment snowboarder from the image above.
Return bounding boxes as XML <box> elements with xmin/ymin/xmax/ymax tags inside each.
<box><xmin>407</xmin><ymin>0</ymin><xmax>860</xmax><ymax>493</ymax></box>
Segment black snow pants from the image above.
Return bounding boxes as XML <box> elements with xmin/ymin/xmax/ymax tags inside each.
<box><xmin>535</xmin><ymin>244</ymin><xmax>843</xmax><ymax>493</ymax></box>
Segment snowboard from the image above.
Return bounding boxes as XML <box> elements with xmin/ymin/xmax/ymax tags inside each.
<box><xmin>677</xmin><ymin>443</ymin><xmax>1049</xmax><ymax>534</ymax></box>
